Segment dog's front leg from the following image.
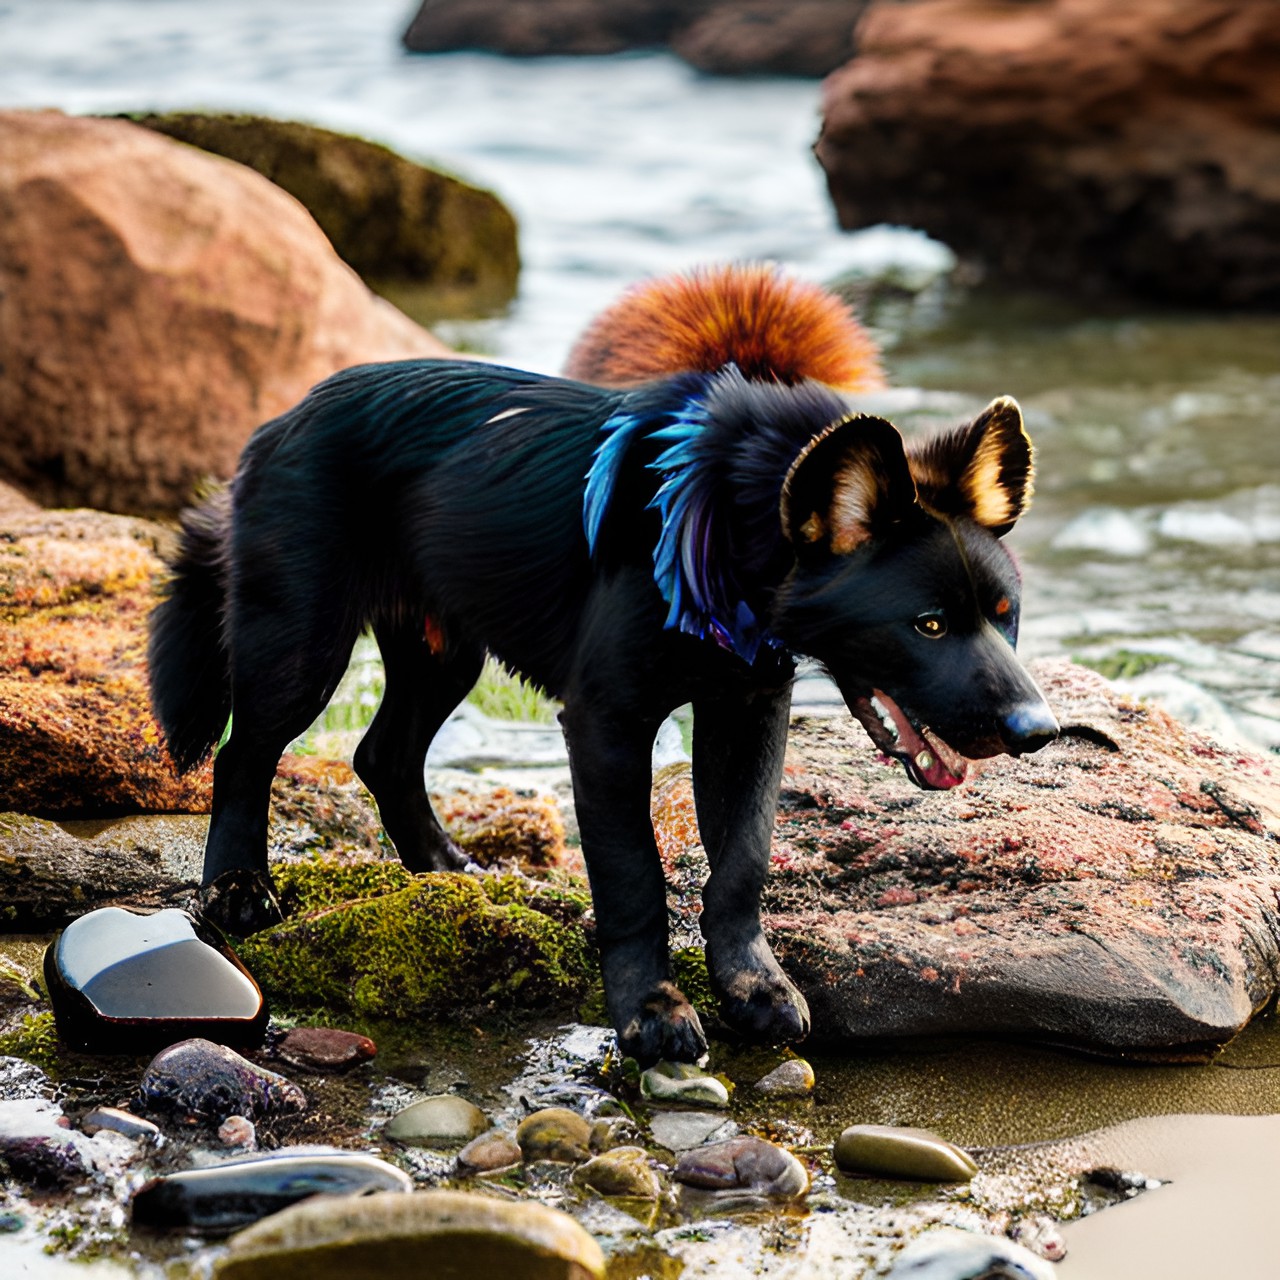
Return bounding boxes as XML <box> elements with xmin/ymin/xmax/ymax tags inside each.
<box><xmin>692</xmin><ymin>683</ymin><xmax>811</xmax><ymax>1046</ymax></box>
<box><xmin>562</xmin><ymin>704</ymin><xmax>708</xmax><ymax>1066</ymax></box>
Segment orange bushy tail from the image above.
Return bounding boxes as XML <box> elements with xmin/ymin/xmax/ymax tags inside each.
<box><xmin>564</xmin><ymin>262</ymin><xmax>885</xmax><ymax>392</ymax></box>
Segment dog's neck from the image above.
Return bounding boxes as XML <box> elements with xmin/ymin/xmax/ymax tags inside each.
<box><xmin>584</xmin><ymin>368</ymin><xmax>849</xmax><ymax>664</ymax></box>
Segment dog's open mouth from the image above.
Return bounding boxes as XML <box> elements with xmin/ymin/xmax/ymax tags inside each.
<box><xmin>847</xmin><ymin>689</ymin><xmax>969</xmax><ymax>790</ymax></box>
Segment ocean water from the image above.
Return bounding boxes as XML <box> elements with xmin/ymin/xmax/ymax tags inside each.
<box><xmin>2</xmin><ymin>0</ymin><xmax>1277</xmax><ymax>750</ymax></box>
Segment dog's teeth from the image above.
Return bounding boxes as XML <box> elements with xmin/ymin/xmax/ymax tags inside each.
<box><xmin>869</xmin><ymin>695</ymin><xmax>898</xmax><ymax>742</ymax></box>
<box><xmin>915</xmin><ymin>751</ymin><xmax>934</xmax><ymax>772</ymax></box>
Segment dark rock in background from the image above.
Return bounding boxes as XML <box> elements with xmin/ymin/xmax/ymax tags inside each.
<box><xmin>403</xmin><ymin>0</ymin><xmax>866</xmax><ymax>77</ymax></box>
<box><xmin>127</xmin><ymin>113</ymin><xmax>520</xmax><ymax>322</ymax></box>
<box><xmin>138</xmin><ymin>1039</ymin><xmax>306</xmax><ymax>1128</ymax></box>
<box><xmin>816</xmin><ymin>0</ymin><xmax>1280</xmax><ymax>306</ymax></box>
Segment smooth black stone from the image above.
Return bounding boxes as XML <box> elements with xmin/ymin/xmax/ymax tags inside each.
<box><xmin>44</xmin><ymin>906</ymin><xmax>267</xmax><ymax>1053</ymax></box>
<box><xmin>130</xmin><ymin>1151</ymin><xmax>412</xmax><ymax>1232</ymax></box>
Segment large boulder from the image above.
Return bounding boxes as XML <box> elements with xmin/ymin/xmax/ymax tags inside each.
<box><xmin>662</xmin><ymin>661</ymin><xmax>1280</xmax><ymax>1057</ymax></box>
<box><xmin>126</xmin><ymin>113</ymin><xmax>519</xmax><ymax>321</ymax></box>
<box><xmin>403</xmin><ymin>0</ymin><xmax>865</xmax><ymax>76</ymax></box>
<box><xmin>815</xmin><ymin>0</ymin><xmax>1280</xmax><ymax>306</ymax></box>
<box><xmin>0</xmin><ymin>110</ymin><xmax>449</xmax><ymax>517</ymax></box>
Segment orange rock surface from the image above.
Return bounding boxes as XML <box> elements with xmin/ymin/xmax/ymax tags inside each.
<box><xmin>0</xmin><ymin>110</ymin><xmax>449</xmax><ymax>516</ymax></box>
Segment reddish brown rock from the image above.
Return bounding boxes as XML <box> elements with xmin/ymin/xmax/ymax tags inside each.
<box><xmin>276</xmin><ymin>1026</ymin><xmax>377</xmax><ymax>1073</ymax></box>
<box><xmin>404</xmin><ymin>0</ymin><xmax>865</xmax><ymax>75</ymax></box>
<box><xmin>672</xmin><ymin>3</ymin><xmax>860</xmax><ymax>77</ymax></box>
<box><xmin>0</xmin><ymin>110</ymin><xmax>449</xmax><ymax>517</ymax></box>
<box><xmin>434</xmin><ymin>786</ymin><xmax>566</xmax><ymax>869</ymax></box>
<box><xmin>816</xmin><ymin>0</ymin><xmax>1280</xmax><ymax>306</ymax></box>
<box><xmin>0</xmin><ymin>505</ymin><xmax>210</xmax><ymax>815</ymax></box>
<box><xmin>660</xmin><ymin>660</ymin><xmax>1280</xmax><ymax>1057</ymax></box>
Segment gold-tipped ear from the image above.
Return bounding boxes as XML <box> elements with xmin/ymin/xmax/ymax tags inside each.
<box><xmin>907</xmin><ymin>395</ymin><xmax>1033</xmax><ymax>536</ymax></box>
<box><xmin>781</xmin><ymin>414</ymin><xmax>917</xmax><ymax>553</ymax></box>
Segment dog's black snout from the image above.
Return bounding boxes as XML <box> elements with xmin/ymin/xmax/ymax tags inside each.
<box><xmin>1002</xmin><ymin>702</ymin><xmax>1059</xmax><ymax>756</ymax></box>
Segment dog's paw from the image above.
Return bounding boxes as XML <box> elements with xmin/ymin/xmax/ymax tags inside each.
<box><xmin>618</xmin><ymin>980</ymin><xmax>708</xmax><ymax>1066</ymax></box>
<box><xmin>196</xmin><ymin>869</ymin><xmax>284</xmax><ymax>939</ymax></box>
<box><xmin>714</xmin><ymin>967</ymin><xmax>811</xmax><ymax>1046</ymax></box>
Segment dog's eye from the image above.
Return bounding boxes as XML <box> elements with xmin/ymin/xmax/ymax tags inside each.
<box><xmin>914</xmin><ymin>611</ymin><xmax>948</xmax><ymax>638</ymax></box>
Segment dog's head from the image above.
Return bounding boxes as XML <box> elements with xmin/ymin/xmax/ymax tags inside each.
<box><xmin>772</xmin><ymin>396</ymin><xmax>1058</xmax><ymax>789</ymax></box>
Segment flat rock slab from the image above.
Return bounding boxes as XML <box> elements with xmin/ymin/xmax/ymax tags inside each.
<box><xmin>665</xmin><ymin>660</ymin><xmax>1280</xmax><ymax>1056</ymax></box>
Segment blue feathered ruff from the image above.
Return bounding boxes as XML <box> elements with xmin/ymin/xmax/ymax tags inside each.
<box><xmin>583</xmin><ymin>380</ymin><xmax>783</xmax><ymax>665</ymax></box>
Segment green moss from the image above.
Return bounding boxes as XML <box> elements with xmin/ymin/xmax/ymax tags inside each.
<box><xmin>1074</xmin><ymin>650</ymin><xmax>1174</xmax><ymax>681</ymax></box>
<box><xmin>238</xmin><ymin>869</ymin><xmax>595</xmax><ymax>1018</ymax></box>
<box><xmin>0</xmin><ymin>1010</ymin><xmax>58</xmax><ymax>1072</ymax></box>
<box><xmin>671</xmin><ymin>947</ymin><xmax>713</xmax><ymax>1012</ymax></box>
<box><xmin>121</xmin><ymin>112</ymin><xmax>519</xmax><ymax>321</ymax></box>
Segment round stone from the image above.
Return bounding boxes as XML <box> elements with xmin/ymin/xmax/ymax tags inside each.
<box><xmin>639</xmin><ymin>1062</ymin><xmax>730</xmax><ymax>1108</ymax></box>
<box><xmin>572</xmin><ymin>1147</ymin><xmax>661</xmax><ymax>1199</ymax></box>
<box><xmin>834</xmin><ymin>1124</ymin><xmax>978</xmax><ymax>1182</ymax></box>
<box><xmin>516</xmin><ymin>1107</ymin><xmax>593</xmax><ymax>1164</ymax></box>
<box><xmin>384</xmin><ymin>1095</ymin><xmax>490</xmax><ymax>1148</ymax></box>
<box><xmin>753</xmin><ymin>1058</ymin><xmax>815</xmax><ymax>1098</ymax></box>
<box><xmin>139</xmin><ymin>1039</ymin><xmax>306</xmax><ymax>1127</ymax></box>
<box><xmin>276</xmin><ymin>1026</ymin><xmax>377</xmax><ymax>1073</ymax></box>
<box><xmin>213</xmin><ymin>1188</ymin><xmax>606</xmax><ymax>1280</ymax></box>
<box><xmin>80</xmin><ymin>1106</ymin><xmax>160</xmax><ymax>1141</ymax></box>
<box><xmin>675</xmin><ymin>1136</ymin><xmax>809</xmax><ymax>1199</ymax></box>
<box><xmin>456</xmin><ymin>1130</ymin><xmax>521</xmax><ymax>1174</ymax></box>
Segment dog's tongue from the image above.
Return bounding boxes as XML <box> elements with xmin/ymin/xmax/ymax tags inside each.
<box><xmin>848</xmin><ymin>689</ymin><xmax>969</xmax><ymax>791</ymax></box>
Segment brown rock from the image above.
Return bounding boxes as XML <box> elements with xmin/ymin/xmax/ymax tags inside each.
<box><xmin>0</xmin><ymin>109</ymin><xmax>449</xmax><ymax>516</ymax></box>
<box><xmin>126</xmin><ymin>113</ymin><xmax>519</xmax><ymax>321</ymax></box>
<box><xmin>816</xmin><ymin>0</ymin><xmax>1280</xmax><ymax>306</ymax></box>
<box><xmin>275</xmin><ymin>1026</ymin><xmax>377</xmax><ymax>1073</ymax></box>
<box><xmin>0</xmin><ymin>505</ymin><xmax>210</xmax><ymax>815</ymax></box>
<box><xmin>404</xmin><ymin>0</ymin><xmax>864</xmax><ymax>76</ymax></box>
<box><xmin>672</xmin><ymin>3</ymin><xmax>861</xmax><ymax>77</ymax></box>
<box><xmin>433</xmin><ymin>785</ymin><xmax>566</xmax><ymax>868</ymax></box>
<box><xmin>659</xmin><ymin>659</ymin><xmax>1280</xmax><ymax>1056</ymax></box>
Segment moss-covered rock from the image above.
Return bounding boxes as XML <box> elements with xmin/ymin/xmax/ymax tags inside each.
<box><xmin>126</xmin><ymin>112</ymin><xmax>519</xmax><ymax>322</ymax></box>
<box><xmin>239</xmin><ymin>865</ymin><xmax>595</xmax><ymax>1018</ymax></box>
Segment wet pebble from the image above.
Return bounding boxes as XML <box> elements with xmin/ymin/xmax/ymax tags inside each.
<box><xmin>639</xmin><ymin>1061</ymin><xmax>729</xmax><ymax>1108</ymax></box>
<box><xmin>834</xmin><ymin>1124</ymin><xmax>978</xmax><ymax>1182</ymax></box>
<box><xmin>0</xmin><ymin>1210</ymin><xmax>23</xmax><ymax>1233</ymax></box>
<box><xmin>0</xmin><ymin>1054</ymin><xmax>53</xmax><ymax>1102</ymax></box>
<box><xmin>45</xmin><ymin>906</ymin><xmax>265</xmax><ymax>1053</ymax></box>
<box><xmin>1011</xmin><ymin>1215</ymin><xmax>1066</xmax><ymax>1262</ymax></box>
<box><xmin>276</xmin><ymin>1026</ymin><xmax>376</xmax><ymax>1073</ymax></box>
<box><xmin>753</xmin><ymin>1058</ymin><xmax>815</xmax><ymax>1098</ymax></box>
<box><xmin>139</xmin><ymin>1038</ymin><xmax>306</xmax><ymax>1127</ymax></box>
<box><xmin>675</xmin><ymin>1136</ymin><xmax>808</xmax><ymax>1199</ymax></box>
<box><xmin>132</xmin><ymin>1150</ymin><xmax>412</xmax><ymax>1233</ymax></box>
<box><xmin>887</xmin><ymin>1226</ymin><xmax>1055</xmax><ymax>1279</ymax></box>
<box><xmin>649</xmin><ymin>1110</ymin><xmax>737</xmax><ymax>1153</ymax></box>
<box><xmin>573</xmin><ymin>1146</ymin><xmax>662</xmax><ymax>1199</ymax></box>
<box><xmin>589</xmin><ymin>1115</ymin><xmax>638</xmax><ymax>1152</ymax></box>
<box><xmin>384</xmin><ymin>1094</ymin><xmax>490</xmax><ymax>1147</ymax></box>
<box><xmin>213</xmin><ymin>1188</ymin><xmax>605</xmax><ymax>1280</ymax></box>
<box><xmin>456</xmin><ymin>1130</ymin><xmax>521</xmax><ymax>1174</ymax></box>
<box><xmin>81</xmin><ymin>1106</ymin><xmax>161</xmax><ymax>1142</ymax></box>
<box><xmin>517</xmin><ymin>1107</ymin><xmax>593</xmax><ymax>1163</ymax></box>
<box><xmin>218</xmin><ymin>1115</ymin><xmax>256</xmax><ymax>1148</ymax></box>
<box><xmin>0</xmin><ymin>1097</ymin><xmax>97</xmax><ymax>1188</ymax></box>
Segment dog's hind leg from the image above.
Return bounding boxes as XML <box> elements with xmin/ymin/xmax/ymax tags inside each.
<box><xmin>354</xmin><ymin>622</ymin><xmax>484</xmax><ymax>872</ymax></box>
<box><xmin>200</xmin><ymin>600</ymin><xmax>360</xmax><ymax>936</ymax></box>
<box><xmin>692</xmin><ymin>682</ymin><xmax>811</xmax><ymax>1046</ymax></box>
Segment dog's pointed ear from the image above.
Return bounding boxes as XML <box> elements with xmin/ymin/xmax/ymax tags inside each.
<box><xmin>907</xmin><ymin>396</ymin><xmax>1033</xmax><ymax>536</ymax></box>
<box><xmin>780</xmin><ymin>415</ymin><xmax>919</xmax><ymax>554</ymax></box>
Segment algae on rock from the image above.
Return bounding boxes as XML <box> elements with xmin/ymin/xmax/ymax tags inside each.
<box><xmin>125</xmin><ymin>112</ymin><xmax>520</xmax><ymax>322</ymax></box>
<box><xmin>238</xmin><ymin>866</ymin><xmax>595</xmax><ymax>1018</ymax></box>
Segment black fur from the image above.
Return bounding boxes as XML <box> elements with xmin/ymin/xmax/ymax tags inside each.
<box><xmin>150</xmin><ymin>358</ymin><xmax>1057</xmax><ymax>1064</ymax></box>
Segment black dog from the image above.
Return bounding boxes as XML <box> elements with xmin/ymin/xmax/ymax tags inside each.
<box><xmin>149</xmin><ymin>267</ymin><xmax>1057</xmax><ymax>1064</ymax></box>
